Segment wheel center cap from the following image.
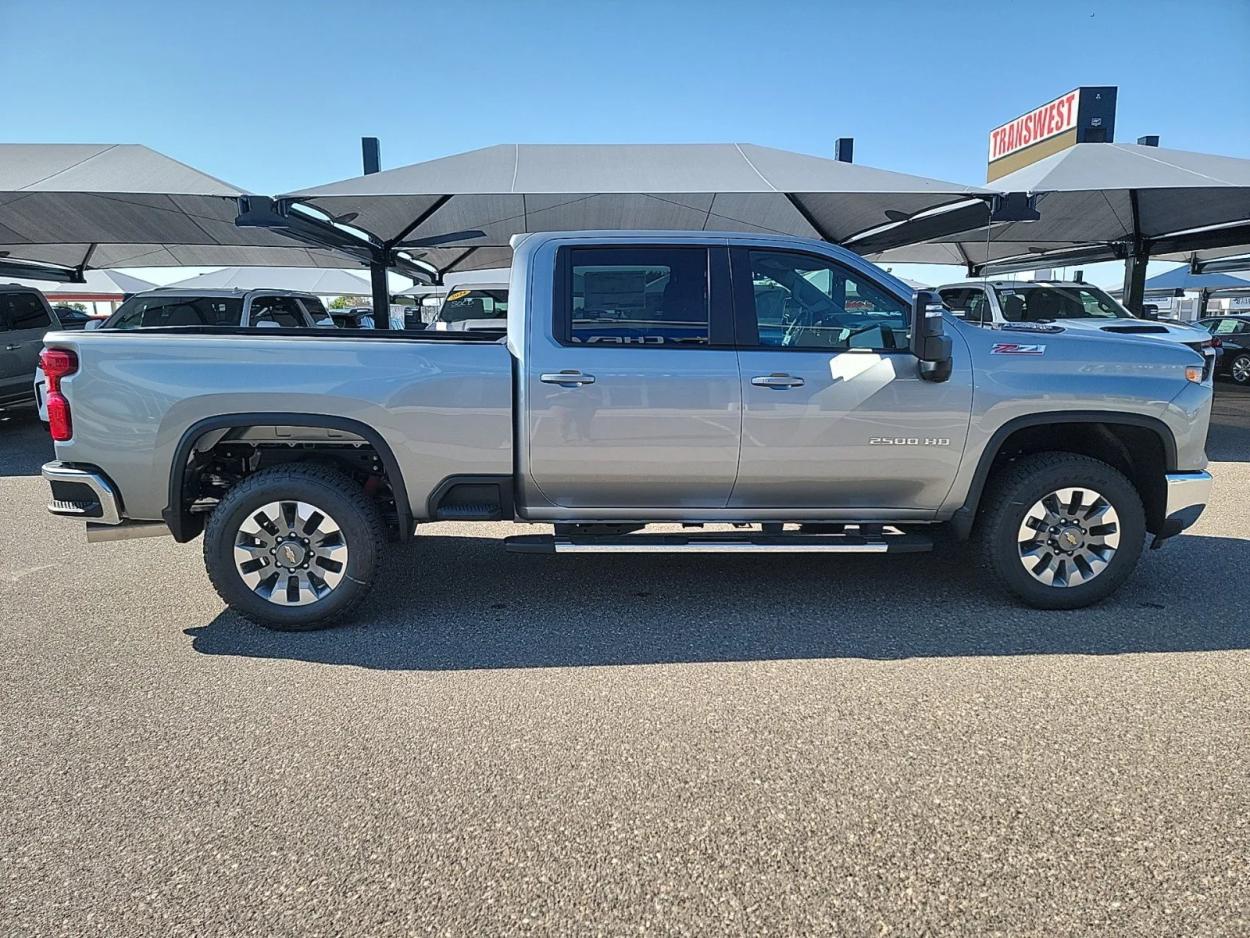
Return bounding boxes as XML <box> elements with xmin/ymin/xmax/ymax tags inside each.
<box><xmin>1059</xmin><ymin>527</ymin><xmax>1083</xmax><ymax>550</ymax></box>
<box><xmin>277</xmin><ymin>540</ymin><xmax>307</xmax><ymax>568</ymax></box>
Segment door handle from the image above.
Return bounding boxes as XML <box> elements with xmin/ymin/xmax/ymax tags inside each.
<box><xmin>751</xmin><ymin>373</ymin><xmax>805</xmax><ymax>389</ymax></box>
<box><xmin>540</xmin><ymin>370</ymin><xmax>596</xmax><ymax>387</ymax></box>
<box><xmin>4</xmin><ymin>344</ymin><xmax>20</xmax><ymax>351</ymax></box>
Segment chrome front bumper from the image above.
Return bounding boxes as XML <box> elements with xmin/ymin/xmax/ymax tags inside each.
<box><xmin>41</xmin><ymin>461</ymin><xmax>122</xmax><ymax>525</ymax></box>
<box><xmin>1157</xmin><ymin>470</ymin><xmax>1213</xmax><ymax>542</ymax></box>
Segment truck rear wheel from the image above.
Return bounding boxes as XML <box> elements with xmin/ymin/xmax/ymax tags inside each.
<box><xmin>975</xmin><ymin>453</ymin><xmax>1145</xmax><ymax>610</ymax></box>
<box><xmin>203</xmin><ymin>464</ymin><xmax>383</xmax><ymax>630</ymax></box>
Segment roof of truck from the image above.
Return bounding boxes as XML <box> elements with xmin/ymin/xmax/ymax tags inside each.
<box><xmin>138</xmin><ymin>287</ymin><xmax>320</xmax><ymax>299</ymax></box>
<box><xmin>938</xmin><ymin>280</ymin><xmax>1097</xmax><ymax>290</ymax></box>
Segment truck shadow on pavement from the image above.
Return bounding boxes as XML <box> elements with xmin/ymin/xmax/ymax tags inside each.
<box><xmin>186</xmin><ymin>530</ymin><xmax>1250</xmax><ymax>670</ymax></box>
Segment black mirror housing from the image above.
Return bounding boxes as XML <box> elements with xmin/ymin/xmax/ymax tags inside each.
<box><xmin>910</xmin><ymin>290</ymin><xmax>953</xmax><ymax>382</ymax></box>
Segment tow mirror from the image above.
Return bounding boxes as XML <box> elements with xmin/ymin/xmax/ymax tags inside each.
<box><xmin>910</xmin><ymin>290</ymin><xmax>953</xmax><ymax>383</ymax></box>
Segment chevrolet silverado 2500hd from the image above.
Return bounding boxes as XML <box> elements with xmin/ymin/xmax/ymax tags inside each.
<box><xmin>39</xmin><ymin>231</ymin><xmax>1213</xmax><ymax>629</ymax></box>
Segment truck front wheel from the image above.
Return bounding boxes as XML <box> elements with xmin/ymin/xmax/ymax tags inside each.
<box><xmin>203</xmin><ymin>464</ymin><xmax>383</xmax><ymax>630</ymax></box>
<box><xmin>975</xmin><ymin>453</ymin><xmax>1146</xmax><ymax>610</ymax></box>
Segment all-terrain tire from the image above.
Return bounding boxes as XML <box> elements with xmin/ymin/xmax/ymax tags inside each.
<box><xmin>203</xmin><ymin>463</ymin><xmax>384</xmax><ymax>630</ymax></box>
<box><xmin>973</xmin><ymin>452</ymin><xmax>1146</xmax><ymax>610</ymax></box>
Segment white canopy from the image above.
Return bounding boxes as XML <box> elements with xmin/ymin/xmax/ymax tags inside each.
<box><xmin>160</xmin><ymin>266</ymin><xmax>371</xmax><ymax>296</ymax></box>
<box><xmin>4</xmin><ymin>268</ymin><xmax>154</xmax><ymax>297</ymax></box>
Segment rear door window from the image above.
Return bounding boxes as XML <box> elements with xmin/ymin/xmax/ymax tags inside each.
<box><xmin>5</xmin><ymin>292</ymin><xmax>52</xmax><ymax>331</ymax></box>
<box><xmin>563</xmin><ymin>246</ymin><xmax>712</xmax><ymax>346</ymax></box>
<box><xmin>299</xmin><ymin>296</ymin><xmax>331</xmax><ymax>324</ymax></box>
<box><xmin>249</xmin><ymin>296</ymin><xmax>306</xmax><ymax>328</ymax></box>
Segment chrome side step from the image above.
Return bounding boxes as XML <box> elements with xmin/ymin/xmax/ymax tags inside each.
<box><xmin>505</xmin><ymin>531</ymin><xmax>932</xmax><ymax>554</ymax></box>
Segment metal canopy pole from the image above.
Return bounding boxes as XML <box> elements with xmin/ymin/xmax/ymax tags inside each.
<box><xmin>1121</xmin><ymin>190</ymin><xmax>1149</xmax><ymax>315</ymax></box>
<box><xmin>362</xmin><ymin>137</ymin><xmax>391</xmax><ymax>329</ymax></box>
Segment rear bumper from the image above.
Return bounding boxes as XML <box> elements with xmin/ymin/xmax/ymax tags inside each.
<box><xmin>1156</xmin><ymin>470</ymin><xmax>1213</xmax><ymax>541</ymax></box>
<box><xmin>41</xmin><ymin>461</ymin><xmax>122</xmax><ymax>525</ymax></box>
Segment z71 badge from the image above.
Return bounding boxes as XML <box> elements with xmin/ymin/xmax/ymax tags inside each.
<box><xmin>991</xmin><ymin>342</ymin><xmax>1047</xmax><ymax>355</ymax></box>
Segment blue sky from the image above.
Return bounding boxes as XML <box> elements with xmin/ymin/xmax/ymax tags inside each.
<box><xmin>3</xmin><ymin>0</ymin><xmax>1248</xmax><ymax>287</ymax></box>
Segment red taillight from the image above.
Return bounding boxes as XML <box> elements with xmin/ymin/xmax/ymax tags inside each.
<box><xmin>39</xmin><ymin>348</ymin><xmax>78</xmax><ymax>442</ymax></box>
<box><xmin>1208</xmin><ymin>338</ymin><xmax>1222</xmax><ymax>349</ymax></box>
<box><xmin>46</xmin><ymin>391</ymin><xmax>72</xmax><ymax>441</ymax></box>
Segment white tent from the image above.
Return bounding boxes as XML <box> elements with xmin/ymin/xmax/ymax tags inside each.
<box><xmin>160</xmin><ymin>267</ymin><xmax>371</xmax><ymax>296</ymax></box>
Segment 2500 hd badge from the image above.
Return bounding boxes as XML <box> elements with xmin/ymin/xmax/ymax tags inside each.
<box><xmin>869</xmin><ymin>437</ymin><xmax>952</xmax><ymax>446</ymax></box>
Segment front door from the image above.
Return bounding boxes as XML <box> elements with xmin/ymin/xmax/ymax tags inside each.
<box><xmin>729</xmin><ymin>247</ymin><xmax>971</xmax><ymax>512</ymax></box>
<box><xmin>525</xmin><ymin>244</ymin><xmax>741</xmax><ymax>511</ymax></box>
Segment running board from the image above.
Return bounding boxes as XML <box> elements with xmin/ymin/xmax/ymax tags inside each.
<box><xmin>505</xmin><ymin>531</ymin><xmax>933</xmax><ymax>554</ymax></box>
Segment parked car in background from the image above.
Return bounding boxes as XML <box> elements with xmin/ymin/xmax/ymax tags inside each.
<box><xmin>102</xmin><ymin>288</ymin><xmax>333</xmax><ymax>330</ymax></box>
<box><xmin>2</xmin><ymin>284</ymin><xmax>65</xmax><ymax>414</ymax></box>
<box><xmin>34</xmin><ymin>288</ymin><xmax>336</xmax><ymax>425</ymax></box>
<box><xmin>50</xmin><ymin>306</ymin><xmax>95</xmax><ymax>329</ymax></box>
<box><xmin>39</xmin><ymin>230</ymin><xmax>1212</xmax><ymax>629</ymax></box>
<box><xmin>329</xmin><ymin>306</ymin><xmax>375</xmax><ymax>329</ymax></box>
<box><xmin>938</xmin><ymin>280</ymin><xmax>1217</xmax><ymax>376</ymax></box>
<box><xmin>429</xmin><ymin>278</ymin><xmax>509</xmax><ymax>332</ymax></box>
<box><xmin>1196</xmin><ymin>315</ymin><xmax>1250</xmax><ymax>384</ymax></box>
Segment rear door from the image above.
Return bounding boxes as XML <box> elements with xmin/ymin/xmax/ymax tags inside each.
<box><xmin>0</xmin><ymin>291</ymin><xmax>53</xmax><ymax>400</ymax></box>
<box><xmin>524</xmin><ymin>243</ymin><xmax>741</xmax><ymax>510</ymax></box>
<box><xmin>729</xmin><ymin>247</ymin><xmax>971</xmax><ymax>511</ymax></box>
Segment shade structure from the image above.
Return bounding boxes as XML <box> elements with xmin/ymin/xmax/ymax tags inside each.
<box><xmin>1142</xmin><ymin>266</ymin><xmax>1250</xmax><ymax>292</ymax></box>
<box><xmin>870</xmin><ymin>143</ymin><xmax>1250</xmax><ymax>276</ymax></box>
<box><xmin>276</xmin><ymin>143</ymin><xmax>992</xmax><ymax>276</ymax></box>
<box><xmin>160</xmin><ymin>266</ymin><xmax>371</xmax><ymax>296</ymax></box>
<box><xmin>4</xmin><ymin>268</ymin><xmax>155</xmax><ymax>298</ymax></box>
<box><xmin>0</xmin><ymin>143</ymin><xmax>362</xmax><ymax>280</ymax></box>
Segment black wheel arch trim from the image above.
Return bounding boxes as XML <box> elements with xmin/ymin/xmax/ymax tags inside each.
<box><xmin>950</xmin><ymin>411</ymin><xmax>1178</xmax><ymax>541</ymax></box>
<box><xmin>165</xmin><ymin>413</ymin><xmax>412</xmax><ymax>543</ymax></box>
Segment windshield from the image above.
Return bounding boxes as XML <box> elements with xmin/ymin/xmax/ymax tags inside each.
<box><xmin>437</xmin><ymin>289</ymin><xmax>508</xmax><ymax>324</ymax></box>
<box><xmin>998</xmin><ymin>284</ymin><xmax>1131</xmax><ymax>322</ymax></box>
<box><xmin>108</xmin><ymin>295</ymin><xmax>243</xmax><ymax>329</ymax></box>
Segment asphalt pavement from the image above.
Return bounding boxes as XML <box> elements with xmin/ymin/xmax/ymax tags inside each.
<box><xmin>1</xmin><ymin>391</ymin><xmax>1248</xmax><ymax>937</ymax></box>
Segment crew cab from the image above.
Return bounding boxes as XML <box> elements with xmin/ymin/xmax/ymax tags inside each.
<box><xmin>39</xmin><ymin>231</ymin><xmax>1213</xmax><ymax>629</ymax></box>
<box><xmin>938</xmin><ymin>279</ymin><xmax>1217</xmax><ymax>376</ymax></box>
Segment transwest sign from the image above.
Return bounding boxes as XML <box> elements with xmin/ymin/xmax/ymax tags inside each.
<box><xmin>987</xmin><ymin>86</ymin><xmax>1117</xmax><ymax>181</ymax></box>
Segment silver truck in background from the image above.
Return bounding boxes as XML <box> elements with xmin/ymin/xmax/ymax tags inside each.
<box><xmin>39</xmin><ymin>231</ymin><xmax>1213</xmax><ymax>629</ymax></box>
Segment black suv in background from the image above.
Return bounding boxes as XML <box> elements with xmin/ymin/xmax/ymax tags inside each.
<box><xmin>1</xmin><ymin>284</ymin><xmax>65</xmax><ymax>410</ymax></box>
<box><xmin>1196</xmin><ymin>315</ymin><xmax>1250</xmax><ymax>385</ymax></box>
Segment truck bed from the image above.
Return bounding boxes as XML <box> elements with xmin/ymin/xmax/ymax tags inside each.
<box><xmin>46</xmin><ymin>329</ymin><xmax>514</xmax><ymax>522</ymax></box>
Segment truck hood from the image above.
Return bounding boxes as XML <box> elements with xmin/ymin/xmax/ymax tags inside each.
<box><xmin>1048</xmin><ymin>318</ymin><xmax>1210</xmax><ymax>346</ymax></box>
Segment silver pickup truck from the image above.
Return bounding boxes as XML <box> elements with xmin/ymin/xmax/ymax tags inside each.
<box><xmin>39</xmin><ymin>231</ymin><xmax>1214</xmax><ymax>629</ymax></box>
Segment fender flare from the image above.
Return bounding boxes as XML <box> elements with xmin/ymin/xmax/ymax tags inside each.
<box><xmin>164</xmin><ymin>412</ymin><xmax>412</xmax><ymax>543</ymax></box>
<box><xmin>950</xmin><ymin>411</ymin><xmax>1178</xmax><ymax>540</ymax></box>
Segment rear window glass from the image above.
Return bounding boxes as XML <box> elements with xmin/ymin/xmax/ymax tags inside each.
<box><xmin>110</xmin><ymin>296</ymin><xmax>243</xmax><ymax>329</ymax></box>
<box><xmin>438</xmin><ymin>289</ymin><xmax>508</xmax><ymax>324</ymax></box>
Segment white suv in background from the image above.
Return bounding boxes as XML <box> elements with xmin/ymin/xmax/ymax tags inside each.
<box><xmin>938</xmin><ymin>279</ymin><xmax>1217</xmax><ymax>373</ymax></box>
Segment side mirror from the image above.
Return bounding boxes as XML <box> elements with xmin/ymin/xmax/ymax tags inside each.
<box><xmin>910</xmin><ymin>290</ymin><xmax>953</xmax><ymax>383</ymax></box>
<box><xmin>84</xmin><ymin>319</ymin><xmax>101</xmax><ymax>330</ymax></box>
